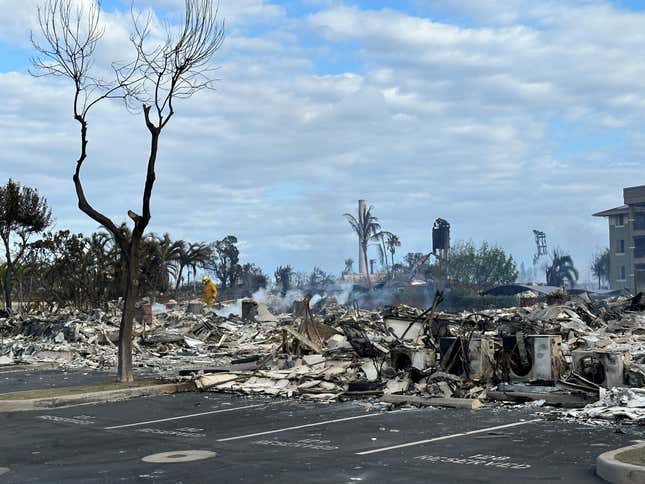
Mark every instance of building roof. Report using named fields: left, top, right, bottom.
left=593, top=205, right=629, bottom=217
left=481, top=283, right=620, bottom=297
left=624, top=185, right=645, bottom=205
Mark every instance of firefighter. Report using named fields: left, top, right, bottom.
left=201, top=275, right=218, bottom=306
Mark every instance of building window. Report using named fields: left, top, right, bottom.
left=635, top=236, right=645, bottom=259
left=635, top=213, right=645, bottom=231
left=617, top=239, right=625, bottom=254
left=620, top=266, right=626, bottom=280
left=617, top=214, right=625, bottom=227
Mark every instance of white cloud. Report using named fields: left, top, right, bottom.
left=0, top=0, right=643, bottom=281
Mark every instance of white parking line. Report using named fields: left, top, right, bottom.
left=356, top=419, right=541, bottom=455
left=104, top=404, right=265, bottom=430
left=217, top=410, right=405, bottom=442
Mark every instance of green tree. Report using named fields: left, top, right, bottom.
left=0, top=179, right=52, bottom=313
left=440, top=241, right=518, bottom=291
left=591, top=248, right=610, bottom=289
left=545, top=249, right=579, bottom=288
left=404, top=252, right=428, bottom=269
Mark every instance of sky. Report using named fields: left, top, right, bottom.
left=0, top=0, right=644, bottom=282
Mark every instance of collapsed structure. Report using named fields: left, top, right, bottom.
left=1, top=290, right=645, bottom=423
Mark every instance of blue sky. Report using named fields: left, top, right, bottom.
left=1, top=0, right=644, bottom=283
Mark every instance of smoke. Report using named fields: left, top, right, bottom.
left=335, top=280, right=354, bottom=306
left=151, top=303, right=167, bottom=315
left=257, top=280, right=357, bottom=312
left=212, top=300, right=242, bottom=317
left=251, top=286, right=336, bottom=314
left=309, top=294, right=323, bottom=307
left=250, top=287, right=271, bottom=304
left=208, top=281, right=359, bottom=317
left=253, top=287, right=307, bottom=313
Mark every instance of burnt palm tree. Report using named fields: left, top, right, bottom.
left=150, top=233, right=182, bottom=293
left=174, top=241, right=190, bottom=292
left=344, top=201, right=381, bottom=285
left=174, top=241, right=211, bottom=293
left=546, top=249, right=579, bottom=288
left=386, top=234, right=401, bottom=267
left=371, top=230, right=393, bottom=272
left=187, top=242, right=211, bottom=293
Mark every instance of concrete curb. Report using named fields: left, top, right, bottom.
left=0, top=381, right=196, bottom=412
left=0, top=362, right=59, bottom=374
left=597, top=442, right=645, bottom=484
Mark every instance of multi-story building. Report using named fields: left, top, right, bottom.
left=593, top=184, right=645, bottom=293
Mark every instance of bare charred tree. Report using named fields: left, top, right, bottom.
left=31, top=0, right=224, bottom=382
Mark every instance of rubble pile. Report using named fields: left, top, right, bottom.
left=2, top=290, right=645, bottom=422
left=0, top=303, right=243, bottom=372
left=565, top=387, right=645, bottom=422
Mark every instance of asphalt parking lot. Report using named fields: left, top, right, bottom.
left=2, top=383, right=645, bottom=484
left=0, top=368, right=119, bottom=394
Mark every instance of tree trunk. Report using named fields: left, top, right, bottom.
left=381, top=238, right=389, bottom=272
left=361, top=243, right=371, bottom=288
left=3, top=262, right=12, bottom=314
left=358, top=200, right=366, bottom=275
left=175, top=264, right=185, bottom=293
left=117, top=240, right=140, bottom=383
left=360, top=243, right=368, bottom=277
left=161, top=262, right=168, bottom=293
left=2, top=238, right=12, bottom=314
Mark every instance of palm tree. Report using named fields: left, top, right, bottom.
left=174, top=241, right=191, bottom=292
left=373, top=244, right=387, bottom=272
left=344, top=201, right=381, bottom=284
left=174, top=241, right=212, bottom=293
left=187, top=243, right=211, bottom=293
left=370, top=230, right=393, bottom=272
left=386, top=234, right=401, bottom=267
left=150, top=233, right=182, bottom=294
left=546, top=249, right=579, bottom=288
left=343, top=258, right=354, bottom=274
